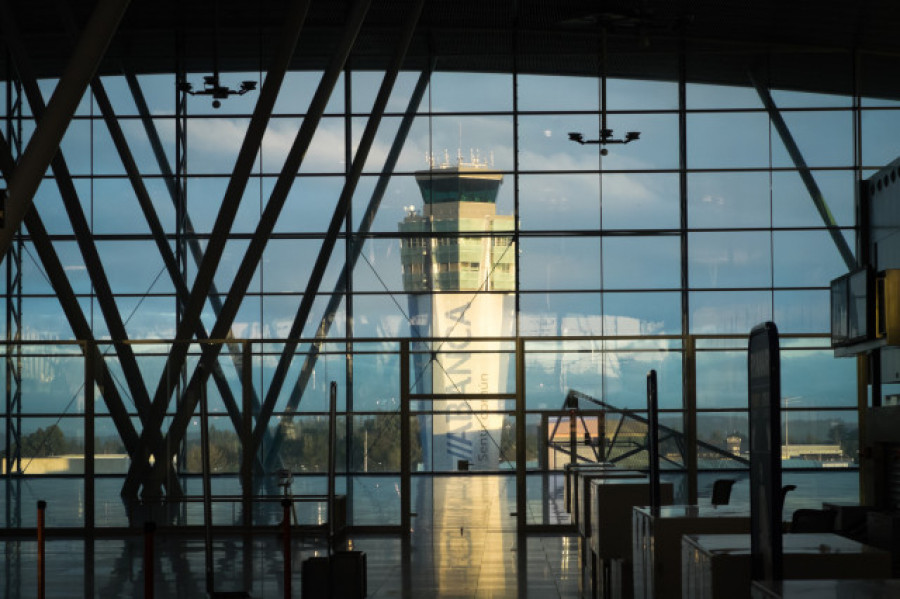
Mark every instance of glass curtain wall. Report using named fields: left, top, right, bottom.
left=0, top=40, right=886, bottom=530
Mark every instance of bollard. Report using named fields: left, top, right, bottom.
left=282, top=498, right=292, bottom=598
left=37, top=500, right=46, bottom=599
left=144, top=521, right=156, bottom=599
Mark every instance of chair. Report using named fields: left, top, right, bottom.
left=780, top=484, right=797, bottom=512
left=711, top=479, right=736, bottom=506
left=790, top=508, right=837, bottom=533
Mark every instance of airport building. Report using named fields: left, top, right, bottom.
left=1, top=1, right=900, bottom=596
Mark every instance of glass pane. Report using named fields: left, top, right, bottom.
left=773, top=230, right=851, bottom=288
left=696, top=350, right=747, bottom=409
left=602, top=173, right=679, bottom=230
left=774, top=290, right=830, bottom=335
left=350, top=475, right=400, bottom=525
left=18, top=417, right=85, bottom=473
left=417, top=115, right=514, bottom=172
left=519, top=173, right=600, bottom=231
left=351, top=415, right=401, bottom=472
left=430, top=72, right=512, bottom=112
left=602, top=236, right=680, bottom=290
left=690, top=291, right=772, bottom=335
left=772, top=111, right=854, bottom=168
left=780, top=348, right=857, bottom=408
left=772, top=169, right=856, bottom=228
left=861, top=108, right=900, bottom=168
left=781, top=471, right=859, bottom=513
left=607, top=77, right=678, bottom=111
left=517, top=74, right=598, bottom=111
left=689, top=232, right=772, bottom=289
left=687, top=112, right=770, bottom=169
left=599, top=113, right=679, bottom=171
left=688, top=171, right=771, bottom=229
left=781, top=409, right=857, bottom=468
left=696, top=410, right=748, bottom=463
left=686, top=82, right=762, bottom=110
left=603, top=292, right=682, bottom=336
left=518, top=114, right=599, bottom=172
left=519, top=236, right=601, bottom=290
left=519, top=292, right=604, bottom=337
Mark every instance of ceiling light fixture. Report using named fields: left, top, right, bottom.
left=568, top=26, right=641, bottom=155
left=176, top=0, right=257, bottom=108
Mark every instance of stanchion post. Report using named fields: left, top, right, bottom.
left=144, top=521, right=155, bottom=599
left=282, top=498, right=292, bottom=598
left=37, top=500, right=46, bottom=599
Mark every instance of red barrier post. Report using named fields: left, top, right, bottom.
left=37, top=500, right=46, bottom=599
left=282, top=498, right=292, bottom=598
left=144, top=521, right=156, bottom=598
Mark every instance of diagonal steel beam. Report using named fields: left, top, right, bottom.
left=749, top=69, right=856, bottom=270
left=120, top=69, right=282, bottom=475
left=0, top=0, right=130, bottom=262
left=255, top=0, right=423, bottom=465
left=0, top=131, right=142, bottom=463
left=90, top=77, right=272, bottom=481
left=122, top=0, right=317, bottom=500
left=131, top=0, right=373, bottom=499
left=144, top=0, right=312, bottom=412
left=260, top=55, right=433, bottom=469
left=2, top=6, right=156, bottom=424
left=3, top=8, right=155, bottom=422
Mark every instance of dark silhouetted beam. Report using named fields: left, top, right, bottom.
left=749, top=70, right=856, bottom=270
left=90, top=77, right=272, bottom=481
left=122, top=0, right=318, bottom=500
left=133, top=0, right=372, bottom=498
left=0, top=0, right=130, bottom=262
left=0, top=131, right=141, bottom=463
left=3, top=4, right=154, bottom=422
left=262, top=56, right=433, bottom=469
left=255, top=0, right=422, bottom=466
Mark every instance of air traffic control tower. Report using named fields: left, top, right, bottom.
left=399, top=155, right=516, bottom=472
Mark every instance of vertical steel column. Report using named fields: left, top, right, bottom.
left=400, top=341, right=411, bottom=540
left=515, top=339, right=528, bottom=598
left=3, top=57, right=22, bottom=482
left=515, top=339, right=526, bottom=534
left=683, top=335, right=698, bottom=504
left=679, top=36, right=698, bottom=505
left=241, top=341, right=253, bottom=528
left=0, top=0, right=131, bottom=261
left=84, top=345, right=95, bottom=531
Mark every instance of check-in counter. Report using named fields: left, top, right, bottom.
left=590, top=479, right=674, bottom=559
left=587, top=478, right=674, bottom=599
left=576, top=469, right=645, bottom=537
left=750, top=579, right=900, bottom=598
left=682, top=533, right=892, bottom=599
left=564, top=462, right=620, bottom=514
left=632, top=505, right=750, bottom=599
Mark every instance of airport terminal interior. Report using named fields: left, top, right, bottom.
left=2, top=1, right=900, bottom=597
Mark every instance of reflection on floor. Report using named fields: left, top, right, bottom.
left=1, top=476, right=581, bottom=597
left=0, top=533, right=581, bottom=598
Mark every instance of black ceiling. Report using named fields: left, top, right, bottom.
left=4, top=0, right=900, bottom=98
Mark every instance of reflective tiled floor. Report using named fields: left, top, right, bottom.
left=1, top=476, right=582, bottom=598
left=0, top=532, right=582, bottom=598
